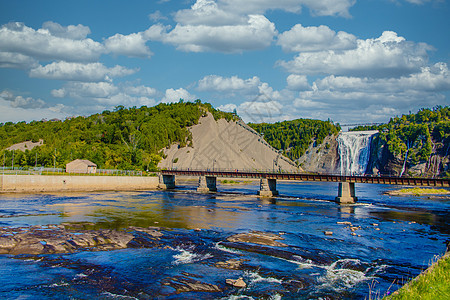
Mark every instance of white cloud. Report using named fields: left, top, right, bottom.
left=42, top=21, right=91, bottom=40
left=0, top=90, right=46, bottom=109
left=278, top=31, right=432, bottom=77
left=149, top=10, right=168, bottom=22
left=286, top=74, right=310, bottom=90
left=0, top=99, right=67, bottom=122
left=29, top=62, right=138, bottom=82
left=152, top=14, right=277, bottom=53
left=52, top=82, right=119, bottom=99
left=51, top=82, right=159, bottom=108
left=197, top=75, right=261, bottom=92
left=0, top=52, right=37, bottom=69
left=286, top=64, right=450, bottom=123
left=314, top=63, right=450, bottom=93
left=123, top=85, right=158, bottom=97
left=238, top=99, right=285, bottom=123
left=0, top=22, right=104, bottom=63
left=102, top=93, right=156, bottom=106
left=162, top=88, right=196, bottom=103
left=404, top=0, right=433, bottom=4
left=104, top=32, right=153, bottom=58
left=221, top=0, right=356, bottom=17
left=277, top=24, right=357, bottom=52
left=174, top=0, right=246, bottom=26
left=217, top=103, right=237, bottom=112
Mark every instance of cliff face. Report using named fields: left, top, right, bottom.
left=300, top=133, right=449, bottom=177
left=296, top=135, right=339, bottom=174
left=367, top=135, right=449, bottom=177
left=158, top=113, right=299, bottom=172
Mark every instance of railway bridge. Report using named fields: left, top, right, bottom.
left=159, top=169, right=450, bottom=204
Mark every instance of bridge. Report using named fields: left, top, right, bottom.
left=159, top=169, right=450, bottom=204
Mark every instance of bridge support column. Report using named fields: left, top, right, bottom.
left=336, top=182, right=357, bottom=204
left=258, top=178, right=279, bottom=197
left=197, top=176, right=217, bottom=193
left=159, top=174, right=175, bottom=189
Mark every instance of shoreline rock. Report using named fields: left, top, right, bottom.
left=0, top=225, right=163, bottom=255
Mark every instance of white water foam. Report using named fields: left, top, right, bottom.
left=318, top=258, right=371, bottom=291
left=337, top=130, right=378, bottom=175
left=245, top=270, right=283, bottom=285
left=214, top=242, right=243, bottom=254
left=172, top=246, right=213, bottom=265
left=101, top=291, right=139, bottom=299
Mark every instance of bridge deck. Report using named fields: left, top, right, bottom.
left=161, top=170, right=450, bottom=187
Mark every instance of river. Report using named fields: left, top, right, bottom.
left=1, top=180, right=449, bottom=299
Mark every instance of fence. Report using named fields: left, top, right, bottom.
left=0, top=167, right=144, bottom=176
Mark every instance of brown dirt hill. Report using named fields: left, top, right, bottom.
left=6, top=139, right=44, bottom=152
left=158, top=113, right=300, bottom=172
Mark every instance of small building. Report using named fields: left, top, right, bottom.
left=66, top=159, right=97, bottom=174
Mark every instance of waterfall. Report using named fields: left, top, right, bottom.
left=337, top=131, right=378, bottom=175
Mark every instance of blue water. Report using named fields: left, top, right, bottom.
left=0, top=180, right=449, bottom=299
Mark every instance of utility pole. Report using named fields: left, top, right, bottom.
left=11, top=150, right=14, bottom=170
left=54, top=148, right=56, bottom=170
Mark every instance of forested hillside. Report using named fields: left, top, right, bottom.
left=352, top=106, right=450, bottom=176
left=0, top=101, right=236, bottom=171
left=248, top=119, right=341, bottom=160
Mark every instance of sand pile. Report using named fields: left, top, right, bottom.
left=158, top=113, right=299, bottom=172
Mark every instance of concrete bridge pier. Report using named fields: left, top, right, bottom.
left=336, top=182, right=357, bottom=204
left=258, top=178, right=279, bottom=197
left=158, top=174, right=176, bottom=189
left=197, top=176, right=217, bottom=193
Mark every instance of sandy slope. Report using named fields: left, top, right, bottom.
left=158, top=113, right=299, bottom=172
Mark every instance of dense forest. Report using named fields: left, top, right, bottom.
left=351, top=106, right=450, bottom=176
left=248, top=119, right=341, bottom=160
left=0, top=100, right=236, bottom=171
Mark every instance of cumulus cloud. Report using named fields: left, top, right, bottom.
left=104, top=32, right=153, bottom=58
left=0, top=22, right=104, bottom=63
left=278, top=31, right=432, bottom=77
left=42, top=21, right=91, bottom=40
left=0, top=52, right=38, bottom=69
left=149, top=10, right=168, bottom=22
left=155, top=14, right=277, bottom=53
left=161, top=88, right=196, bottom=103
left=0, top=90, right=46, bottom=109
left=174, top=0, right=246, bottom=26
left=286, top=63, right=450, bottom=123
left=197, top=75, right=261, bottom=92
left=286, top=74, right=310, bottom=90
left=277, top=24, right=357, bottom=52
left=123, top=85, right=158, bottom=97
left=51, top=82, right=159, bottom=108
left=220, top=0, right=356, bottom=17
left=238, top=99, right=285, bottom=123
left=314, top=62, right=450, bottom=93
left=217, top=103, right=237, bottom=112
left=52, top=82, right=119, bottom=99
left=29, top=62, right=138, bottom=82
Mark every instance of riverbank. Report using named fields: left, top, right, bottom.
left=385, top=187, right=450, bottom=196
left=384, top=251, right=450, bottom=299
left=0, top=174, right=159, bottom=193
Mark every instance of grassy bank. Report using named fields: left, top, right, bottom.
left=383, top=252, right=450, bottom=299
left=386, top=187, right=450, bottom=196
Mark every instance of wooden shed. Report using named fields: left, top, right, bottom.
left=66, top=159, right=97, bottom=174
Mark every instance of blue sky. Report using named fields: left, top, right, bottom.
left=0, top=0, right=449, bottom=124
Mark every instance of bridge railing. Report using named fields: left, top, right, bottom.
left=161, top=168, right=450, bottom=179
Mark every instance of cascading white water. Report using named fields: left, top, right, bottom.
left=337, top=131, right=378, bottom=175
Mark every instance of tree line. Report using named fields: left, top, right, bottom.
left=0, top=100, right=236, bottom=171
left=248, top=119, right=341, bottom=160
left=351, top=106, right=450, bottom=176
